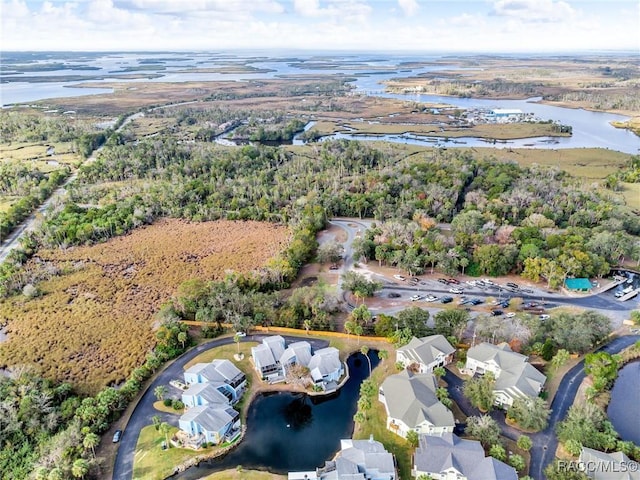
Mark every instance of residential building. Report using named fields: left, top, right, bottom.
left=251, top=335, right=286, bottom=381
left=178, top=404, right=240, bottom=446
left=308, top=347, right=343, bottom=385
left=289, top=435, right=396, bottom=480
left=379, top=370, right=454, bottom=438
left=181, top=382, right=232, bottom=408
left=413, top=433, right=518, bottom=480
left=465, top=342, right=546, bottom=407
left=183, top=359, right=246, bottom=403
left=396, top=335, right=455, bottom=373
left=252, top=336, right=345, bottom=389
left=579, top=447, right=640, bottom=480
left=280, top=341, right=313, bottom=372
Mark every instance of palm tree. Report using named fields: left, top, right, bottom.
left=83, top=432, right=100, bottom=458
left=303, top=319, right=311, bottom=335
left=152, top=415, right=161, bottom=431
left=47, top=468, right=64, bottom=480
left=378, top=350, right=389, bottom=362
left=233, top=333, right=241, bottom=354
left=433, top=366, right=446, bottom=379
left=177, top=331, right=187, bottom=350
left=71, top=459, right=89, bottom=479
left=154, top=385, right=167, bottom=402
left=159, top=422, right=171, bottom=449
left=360, top=346, right=371, bottom=376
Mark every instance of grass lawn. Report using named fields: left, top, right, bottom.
left=200, top=470, right=286, bottom=480
left=132, top=425, right=196, bottom=480
left=620, top=182, right=640, bottom=210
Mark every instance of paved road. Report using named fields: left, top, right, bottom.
left=0, top=111, right=144, bottom=264
left=445, top=334, right=640, bottom=480
left=113, top=334, right=329, bottom=480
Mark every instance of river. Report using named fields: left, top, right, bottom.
left=2, top=52, right=639, bottom=153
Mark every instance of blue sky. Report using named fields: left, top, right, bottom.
left=1, top=0, right=639, bottom=52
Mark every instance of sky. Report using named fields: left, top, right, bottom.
left=1, top=0, right=639, bottom=52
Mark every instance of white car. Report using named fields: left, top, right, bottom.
left=235, top=331, right=247, bottom=337
left=449, top=287, right=464, bottom=294
left=505, top=312, right=516, bottom=318
left=393, top=274, right=406, bottom=281
left=410, top=294, right=422, bottom=301
left=425, top=295, right=438, bottom=302
left=539, top=314, right=550, bottom=320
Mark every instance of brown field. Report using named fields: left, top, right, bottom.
left=0, top=219, right=289, bottom=395
left=0, top=141, right=82, bottom=167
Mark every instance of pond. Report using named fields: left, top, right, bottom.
left=175, top=350, right=380, bottom=478
left=607, top=360, right=640, bottom=444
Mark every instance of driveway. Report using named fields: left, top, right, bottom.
left=113, top=334, right=328, bottom=480
left=445, top=334, right=640, bottom=480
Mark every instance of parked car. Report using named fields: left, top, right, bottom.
left=491, top=310, right=504, bottom=316
left=449, top=287, right=464, bottom=294
left=411, top=277, right=421, bottom=283
left=410, top=294, right=422, bottom=302
left=440, top=296, right=454, bottom=303
left=393, top=274, right=406, bottom=281
left=388, top=292, right=401, bottom=298
left=447, top=278, right=460, bottom=284
left=539, top=314, right=550, bottom=320
left=470, top=298, right=483, bottom=305
left=506, top=282, right=519, bottom=289
left=235, top=331, right=247, bottom=337
left=521, top=288, right=534, bottom=293
left=437, top=278, right=450, bottom=284
left=499, top=300, right=510, bottom=308
left=113, top=430, right=123, bottom=443
left=505, top=312, right=516, bottom=318
left=425, top=295, right=438, bottom=302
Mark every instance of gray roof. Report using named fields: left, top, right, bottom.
left=180, top=405, right=238, bottom=433
left=263, top=335, right=286, bottom=359
left=251, top=343, right=277, bottom=369
left=380, top=370, right=454, bottom=429
left=580, top=448, right=640, bottom=480
left=308, top=347, right=342, bottom=376
left=337, top=438, right=396, bottom=480
left=397, top=335, right=455, bottom=366
left=414, top=433, right=517, bottom=480
left=495, top=361, right=547, bottom=399
left=210, top=359, right=243, bottom=382
left=468, top=342, right=525, bottom=367
left=182, top=382, right=230, bottom=406
left=280, top=341, right=312, bottom=367
left=185, top=359, right=245, bottom=385
left=468, top=342, right=546, bottom=399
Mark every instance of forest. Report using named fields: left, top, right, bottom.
left=0, top=102, right=639, bottom=479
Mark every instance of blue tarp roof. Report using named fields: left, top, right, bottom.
left=565, top=278, right=592, bottom=290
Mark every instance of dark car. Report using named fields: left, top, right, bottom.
left=499, top=301, right=510, bottom=308
left=437, top=278, right=450, bottom=284
left=440, top=296, right=454, bottom=303
left=113, top=430, right=122, bottom=443
left=447, top=278, right=460, bottom=284
left=491, top=309, right=504, bottom=316
left=470, top=298, right=483, bottom=305
left=388, top=292, right=401, bottom=298
left=506, top=282, right=519, bottom=289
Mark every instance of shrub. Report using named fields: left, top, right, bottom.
left=172, top=400, right=184, bottom=410
left=163, top=398, right=173, bottom=407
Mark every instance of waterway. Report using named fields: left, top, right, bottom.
left=607, top=360, right=640, bottom=445
left=2, top=52, right=640, bottom=153
left=175, top=350, right=380, bottom=478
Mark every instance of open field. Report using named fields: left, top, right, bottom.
left=620, top=182, right=640, bottom=210
left=0, top=219, right=289, bottom=395
left=0, top=141, right=82, bottom=167
left=132, top=425, right=193, bottom=480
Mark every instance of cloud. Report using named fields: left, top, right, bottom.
left=119, top=0, right=284, bottom=15
left=490, top=0, right=576, bottom=23
left=397, top=0, right=419, bottom=16
left=293, top=0, right=371, bottom=22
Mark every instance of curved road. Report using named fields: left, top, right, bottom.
left=0, top=111, right=144, bottom=264
left=113, top=334, right=329, bottom=480
left=445, top=334, right=639, bottom=480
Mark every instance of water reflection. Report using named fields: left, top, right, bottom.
left=175, top=350, right=379, bottom=478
